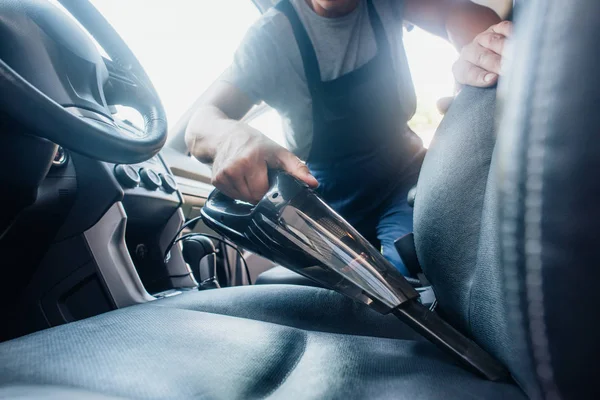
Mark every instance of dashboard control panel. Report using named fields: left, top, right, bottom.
left=108, top=154, right=182, bottom=224
left=112, top=155, right=179, bottom=196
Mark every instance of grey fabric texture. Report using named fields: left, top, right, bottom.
left=496, top=0, right=600, bottom=398
left=152, top=285, right=422, bottom=340
left=255, top=266, right=324, bottom=288
left=414, top=86, right=499, bottom=335
left=0, top=386, right=128, bottom=399
left=470, top=146, right=541, bottom=399
left=0, top=286, right=525, bottom=400
left=412, top=85, right=542, bottom=396
left=412, top=84, right=542, bottom=398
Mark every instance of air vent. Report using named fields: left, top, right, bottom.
left=58, top=189, right=70, bottom=200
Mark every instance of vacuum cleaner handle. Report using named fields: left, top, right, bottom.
left=200, top=170, right=308, bottom=254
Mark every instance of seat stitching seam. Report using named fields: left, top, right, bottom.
left=523, top=0, right=560, bottom=397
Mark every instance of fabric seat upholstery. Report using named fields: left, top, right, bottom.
left=255, top=266, right=324, bottom=288
left=150, top=284, right=422, bottom=340
left=0, top=286, right=525, bottom=400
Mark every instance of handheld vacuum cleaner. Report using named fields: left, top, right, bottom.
left=201, top=171, right=508, bottom=381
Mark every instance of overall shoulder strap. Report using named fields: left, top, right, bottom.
left=275, top=0, right=322, bottom=94
left=366, top=0, right=391, bottom=57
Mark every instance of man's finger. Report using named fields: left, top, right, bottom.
left=272, top=150, right=318, bottom=188
left=244, top=162, right=270, bottom=203
left=476, top=30, right=507, bottom=56
left=436, top=96, right=454, bottom=115
left=490, top=20, right=513, bottom=38
left=212, top=172, right=244, bottom=202
left=228, top=171, right=255, bottom=202
left=462, top=43, right=502, bottom=75
left=453, top=59, right=498, bottom=87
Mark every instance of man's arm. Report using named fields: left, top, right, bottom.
left=404, top=0, right=501, bottom=50
left=185, top=18, right=318, bottom=204
left=405, top=0, right=513, bottom=87
left=185, top=81, right=317, bottom=203
left=185, top=81, right=255, bottom=164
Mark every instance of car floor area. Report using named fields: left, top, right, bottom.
left=0, top=285, right=525, bottom=400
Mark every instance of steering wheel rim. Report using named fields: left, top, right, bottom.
left=0, top=0, right=168, bottom=164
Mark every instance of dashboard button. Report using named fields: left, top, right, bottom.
left=139, top=168, right=162, bottom=190
left=114, top=164, right=140, bottom=188
left=160, top=173, right=178, bottom=193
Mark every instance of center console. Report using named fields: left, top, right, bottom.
left=2, top=147, right=198, bottom=340
left=111, top=155, right=197, bottom=294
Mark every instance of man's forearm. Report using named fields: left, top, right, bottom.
left=445, top=2, right=502, bottom=49
left=405, top=0, right=502, bottom=51
left=185, top=106, right=240, bottom=164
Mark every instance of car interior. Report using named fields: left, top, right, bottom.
left=0, top=0, right=598, bottom=398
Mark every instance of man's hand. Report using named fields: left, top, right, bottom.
left=184, top=81, right=318, bottom=204
left=453, top=21, right=513, bottom=87
left=192, top=122, right=318, bottom=204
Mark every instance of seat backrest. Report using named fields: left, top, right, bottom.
left=414, top=85, right=539, bottom=389
left=414, top=0, right=600, bottom=398
left=414, top=86, right=497, bottom=333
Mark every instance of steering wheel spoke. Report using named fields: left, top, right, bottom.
left=103, top=58, right=146, bottom=109
left=105, top=59, right=137, bottom=87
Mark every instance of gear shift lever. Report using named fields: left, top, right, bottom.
left=201, top=171, right=508, bottom=381
left=181, top=236, right=220, bottom=290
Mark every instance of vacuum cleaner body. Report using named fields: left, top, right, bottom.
left=201, top=172, right=418, bottom=314
left=201, top=171, right=509, bottom=381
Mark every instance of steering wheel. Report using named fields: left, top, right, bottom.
left=0, top=0, right=167, bottom=164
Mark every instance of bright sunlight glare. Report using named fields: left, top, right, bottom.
left=89, top=0, right=457, bottom=148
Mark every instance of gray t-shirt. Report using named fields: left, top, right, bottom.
left=222, top=0, right=416, bottom=160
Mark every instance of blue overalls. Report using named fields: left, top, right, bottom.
left=275, top=0, right=425, bottom=275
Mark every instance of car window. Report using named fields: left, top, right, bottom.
left=404, top=26, right=457, bottom=148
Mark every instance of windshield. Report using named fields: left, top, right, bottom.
left=89, top=1, right=457, bottom=148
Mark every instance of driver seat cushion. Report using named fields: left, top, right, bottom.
left=255, top=266, right=323, bottom=288
left=0, top=286, right=525, bottom=400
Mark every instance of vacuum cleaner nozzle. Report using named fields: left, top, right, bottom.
left=201, top=171, right=509, bottom=381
